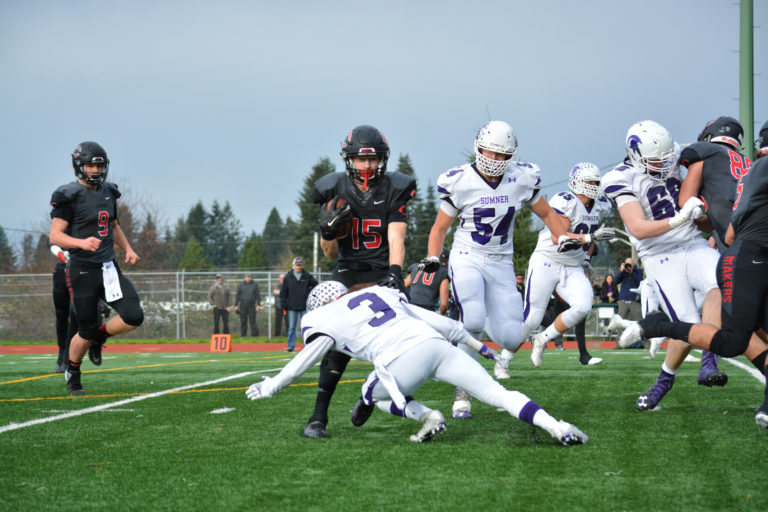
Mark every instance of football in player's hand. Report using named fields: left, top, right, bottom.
left=324, top=197, right=352, bottom=239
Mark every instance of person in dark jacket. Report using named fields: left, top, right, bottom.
left=614, top=258, right=643, bottom=320
left=272, top=273, right=287, bottom=336
left=600, top=274, right=617, bottom=303
left=279, top=257, right=318, bottom=352
left=235, top=272, right=261, bottom=337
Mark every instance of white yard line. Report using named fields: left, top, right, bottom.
left=0, top=368, right=280, bottom=434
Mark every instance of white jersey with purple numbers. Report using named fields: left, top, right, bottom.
left=300, top=286, right=467, bottom=367
left=437, top=162, right=542, bottom=255
left=534, top=192, right=613, bottom=266
left=601, top=162, right=700, bottom=259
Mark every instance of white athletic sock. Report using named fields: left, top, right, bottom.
left=500, top=349, right=514, bottom=362
left=375, top=399, right=431, bottom=420
left=661, top=362, right=678, bottom=375
left=542, top=324, right=560, bottom=342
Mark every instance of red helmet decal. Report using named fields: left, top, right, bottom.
left=380, top=132, right=387, bottom=144
left=360, top=148, right=375, bottom=154
left=347, top=132, right=353, bottom=142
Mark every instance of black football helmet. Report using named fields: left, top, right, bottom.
left=697, top=116, right=743, bottom=150
left=756, top=120, right=768, bottom=157
left=72, top=141, right=109, bottom=186
left=340, top=125, right=390, bottom=190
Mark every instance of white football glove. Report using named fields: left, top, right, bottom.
left=591, top=224, right=616, bottom=241
left=557, top=235, right=582, bottom=253
left=668, top=197, right=705, bottom=229
left=245, top=376, right=274, bottom=401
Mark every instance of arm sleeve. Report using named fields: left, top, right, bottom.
left=403, top=303, right=469, bottom=344
left=260, top=337, right=334, bottom=397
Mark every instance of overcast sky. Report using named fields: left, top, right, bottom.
left=1, top=0, right=765, bottom=250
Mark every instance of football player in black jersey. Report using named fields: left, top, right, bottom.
left=404, top=247, right=450, bottom=314
left=623, top=155, right=768, bottom=427
left=49, top=141, right=144, bottom=395
left=301, top=125, right=417, bottom=438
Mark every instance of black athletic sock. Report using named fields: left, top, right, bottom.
left=574, top=320, right=589, bottom=362
left=751, top=350, right=768, bottom=372
left=307, top=352, right=350, bottom=425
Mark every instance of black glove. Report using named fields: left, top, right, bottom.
left=378, top=265, right=407, bottom=295
left=319, top=196, right=352, bottom=241
left=417, top=256, right=441, bottom=273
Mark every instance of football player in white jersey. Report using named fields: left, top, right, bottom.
left=419, top=120, right=580, bottom=418
left=601, top=120, right=722, bottom=410
left=512, top=163, right=616, bottom=370
left=245, top=281, right=588, bottom=446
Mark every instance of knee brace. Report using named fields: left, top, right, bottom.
left=709, top=329, right=751, bottom=358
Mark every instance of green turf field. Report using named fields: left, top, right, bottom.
left=1, top=348, right=767, bottom=511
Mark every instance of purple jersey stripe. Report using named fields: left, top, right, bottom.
left=654, top=280, right=680, bottom=322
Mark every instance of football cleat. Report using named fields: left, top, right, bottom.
left=551, top=420, right=589, bottom=446
left=410, top=410, right=447, bottom=443
left=350, top=397, right=375, bottom=427
left=649, top=337, right=665, bottom=359
left=698, top=351, right=728, bottom=387
left=530, top=332, right=547, bottom=367
left=636, top=372, right=675, bottom=410
left=451, top=387, right=472, bottom=419
left=755, top=406, right=768, bottom=429
left=494, top=357, right=511, bottom=379
left=302, top=421, right=328, bottom=438
left=580, top=357, right=602, bottom=366
left=65, top=369, right=84, bottom=395
left=88, top=342, right=103, bottom=366
left=607, top=314, right=626, bottom=333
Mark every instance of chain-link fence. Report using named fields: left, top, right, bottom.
left=0, top=270, right=331, bottom=341
left=0, top=269, right=619, bottom=342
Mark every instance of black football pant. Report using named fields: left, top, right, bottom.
left=709, top=240, right=768, bottom=358
left=66, top=259, right=144, bottom=341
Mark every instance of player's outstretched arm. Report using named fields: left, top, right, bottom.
left=246, top=336, right=334, bottom=400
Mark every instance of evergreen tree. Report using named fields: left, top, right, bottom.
left=408, top=183, right=438, bottom=264
left=512, top=207, right=537, bottom=275
left=178, top=237, right=213, bottom=270
left=239, top=232, right=268, bottom=269
left=185, top=201, right=210, bottom=255
left=294, top=157, right=336, bottom=270
left=33, top=234, right=52, bottom=272
left=207, top=200, right=242, bottom=268
left=262, top=207, right=287, bottom=268
left=133, top=213, right=166, bottom=270
left=0, top=227, right=16, bottom=273
left=19, top=234, right=34, bottom=271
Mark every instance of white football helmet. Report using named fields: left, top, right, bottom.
left=568, top=162, right=602, bottom=199
left=625, top=121, right=677, bottom=182
left=306, top=281, right=348, bottom=312
left=474, top=121, right=518, bottom=177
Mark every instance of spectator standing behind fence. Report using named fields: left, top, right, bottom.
left=272, top=273, right=287, bottom=337
left=614, top=258, right=642, bottom=320
left=208, top=274, right=232, bottom=334
left=279, top=258, right=318, bottom=352
left=600, top=274, right=617, bottom=303
left=235, top=272, right=261, bottom=337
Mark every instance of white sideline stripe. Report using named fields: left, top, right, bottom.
left=0, top=368, right=280, bottom=434
left=720, top=355, right=766, bottom=384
